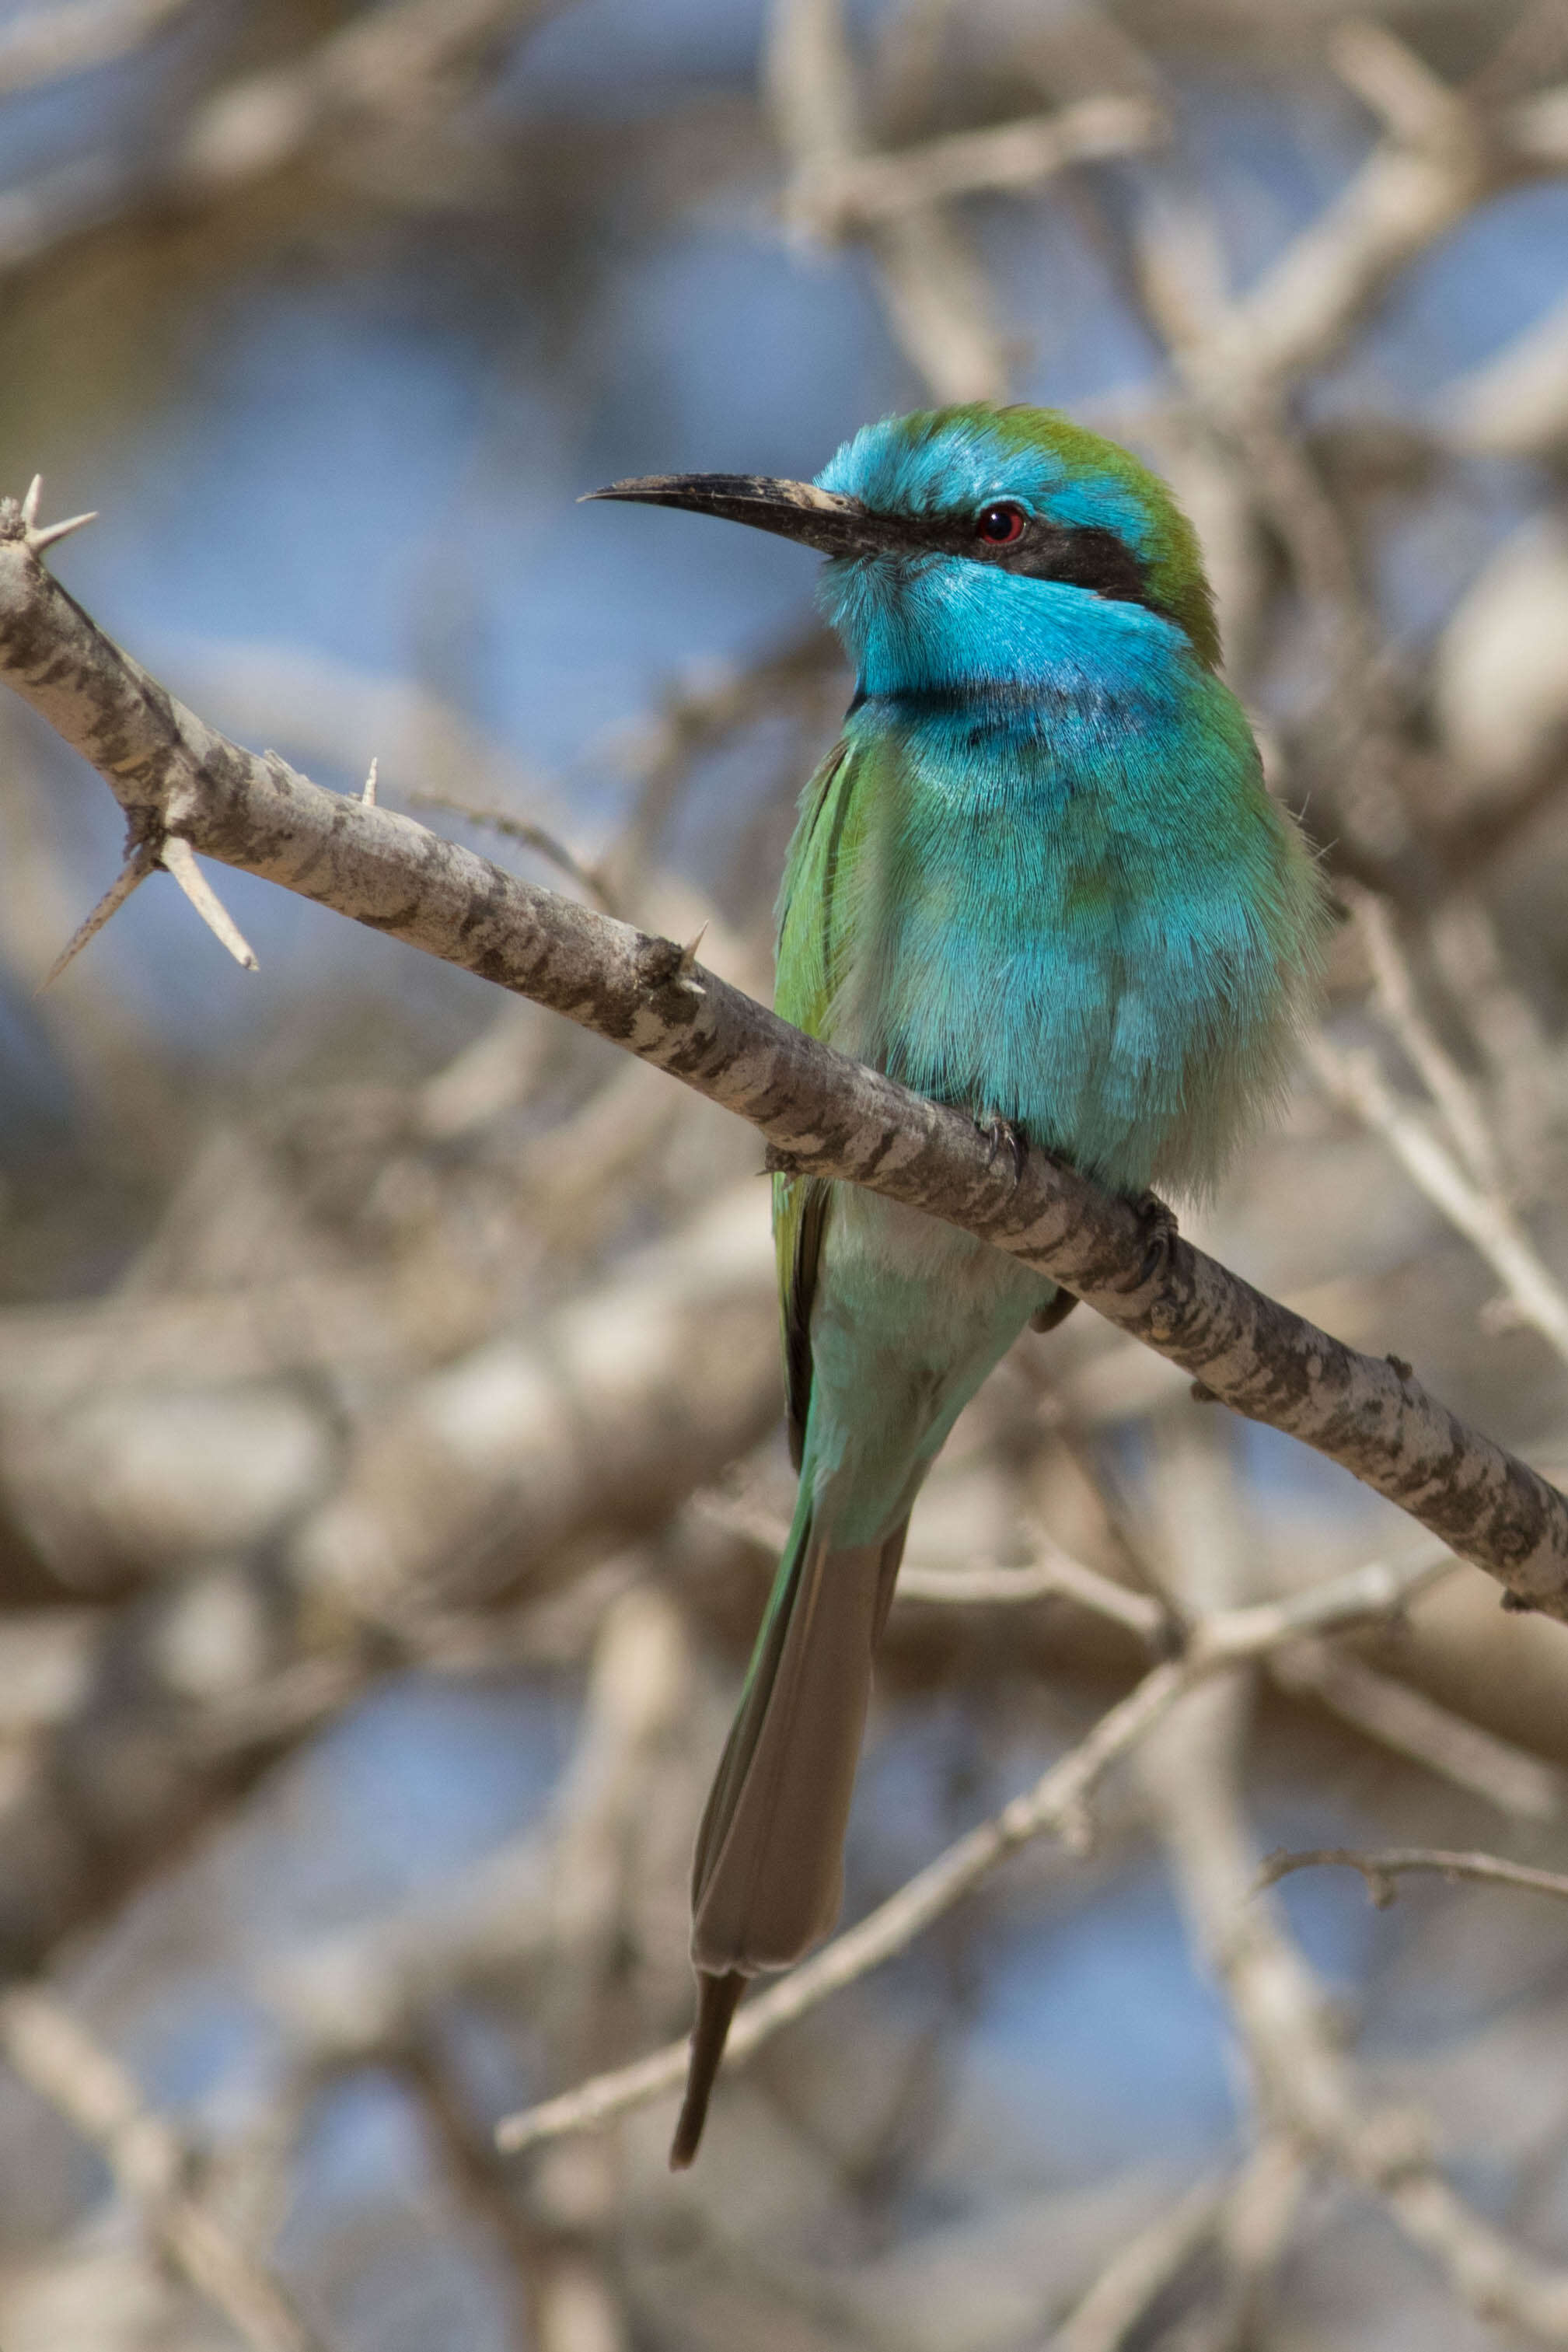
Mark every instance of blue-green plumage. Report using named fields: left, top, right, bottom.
left=589, top=403, right=1330, bottom=2165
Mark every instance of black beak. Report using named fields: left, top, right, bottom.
left=583, top=473, right=891, bottom=559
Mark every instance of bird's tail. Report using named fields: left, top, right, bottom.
left=669, top=1487, right=907, bottom=2167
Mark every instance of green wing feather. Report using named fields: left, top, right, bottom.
left=771, top=734, right=874, bottom=1465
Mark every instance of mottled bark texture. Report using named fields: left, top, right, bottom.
left=2, top=505, right=1566, bottom=1615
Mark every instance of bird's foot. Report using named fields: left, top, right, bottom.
left=978, top=1110, right=1028, bottom=1180
left=1130, top=1190, right=1179, bottom=1284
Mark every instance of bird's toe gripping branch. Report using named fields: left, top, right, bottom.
left=977, top=1110, right=1028, bottom=1179
left=1132, top=1190, right=1181, bottom=1287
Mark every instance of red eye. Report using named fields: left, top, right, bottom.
left=976, top=502, right=1027, bottom=544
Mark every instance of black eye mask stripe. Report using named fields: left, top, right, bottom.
left=906, top=512, right=1172, bottom=626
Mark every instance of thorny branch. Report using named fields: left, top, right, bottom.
left=1136, top=1424, right=1568, bottom=2345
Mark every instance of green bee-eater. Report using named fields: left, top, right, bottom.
left=592, top=403, right=1329, bottom=2165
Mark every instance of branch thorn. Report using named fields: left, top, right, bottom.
left=19, top=476, right=98, bottom=553
left=677, top=921, right=708, bottom=976
left=159, top=837, right=259, bottom=972
left=361, top=755, right=379, bottom=807
left=37, top=841, right=157, bottom=991
left=30, top=509, right=98, bottom=554
left=674, top=922, right=709, bottom=994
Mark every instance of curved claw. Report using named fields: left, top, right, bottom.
left=978, top=1111, right=1028, bottom=1180
left=1132, top=1190, right=1179, bottom=1284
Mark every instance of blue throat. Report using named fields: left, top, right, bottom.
left=822, top=543, right=1195, bottom=710
left=811, top=554, right=1297, bottom=1206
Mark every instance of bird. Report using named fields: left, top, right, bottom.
left=588, top=402, right=1330, bottom=2167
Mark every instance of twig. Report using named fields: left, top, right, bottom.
left=690, top=1486, right=1167, bottom=1632
left=1426, top=893, right=1565, bottom=1172
left=0, top=0, right=573, bottom=281
left=1330, top=19, right=1476, bottom=157
left=1190, top=28, right=1556, bottom=393
left=0, top=1987, right=329, bottom=2352
left=407, top=787, right=617, bottom=916
left=1052, top=2134, right=1308, bottom=2352
left=767, top=0, right=1009, bottom=400
left=1448, top=282, right=1568, bottom=456
left=1269, top=1640, right=1563, bottom=1821
left=1113, top=180, right=1415, bottom=865
left=685, top=1487, right=791, bottom=1554
left=794, top=93, right=1159, bottom=233
left=1307, top=1028, right=1568, bottom=1367
left=1051, top=2165, right=1230, bottom=2352
left=0, top=0, right=193, bottom=96
left=1203, top=2132, right=1314, bottom=2352
left=1142, top=1490, right=1568, bottom=2341
left=2, top=505, right=1566, bottom=1613
left=1257, top=1845, right=1568, bottom=1907
left=1348, top=888, right=1503, bottom=1195
left=894, top=1545, right=1163, bottom=1630
left=595, top=621, right=837, bottom=917
left=494, top=1543, right=1448, bottom=2151
left=1113, top=25, right=1568, bottom=880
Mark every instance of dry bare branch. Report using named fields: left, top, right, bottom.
left=1051, top=2166, right=1232, bottom=2352
left=1448, top=285, right=1568, bottom=454
left=1053, top=2134, right=1309, bottom=2352
left=1257, top=1844, right=1568, bottom=1906
left=1307, top=1029, right=1568, bottom=1367
left=1193, top=33, right=1565, bottom=394
left=767, top=0, right=1009, bottom=400
left=0, top=0, right=571, bottom=279
left=294, top=1181, right=779, bottom=1619
left=1349, top=888, right=1503, bottom=1195
left=4, top=16, right=1566, bottom=2336
left=894, top=1539, right=1165, bottom=1630
left=0, top=1987, right=328, bottom=2352
left=494, top=1542, right=1448, bottom=2153
left=0, top=0, right=193, bottom=97
left=691, top=1485, right=1169, bottom=1632
left=1269, top=1639, right=1565, bottom=1820
left=1144, top=1459, right=1568, bottom=2343
left=791, top=93, right=1159, bottom=234
left=408, top=786, right=619, bottom=916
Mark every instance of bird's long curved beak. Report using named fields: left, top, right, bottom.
left=583, top=473, right=884, bottom=558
